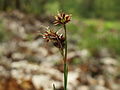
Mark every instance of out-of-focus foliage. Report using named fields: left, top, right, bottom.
left=0, top=20, right=7, bottom=42
left=0, top=0, right=120, bottom=19
left=67, top=19, right=120, bottom=58
left=0, top=20, right=4, bottom=42
left=0, top=19, right=12, bottom=42
left=0, top=0, right=119, bottom=58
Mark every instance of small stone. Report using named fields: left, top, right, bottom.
left=97, top=75, right=105, bottom=86
left=68, top=71, right=79, bottom=86
left=32, top=75, right=52, bottom=89
left=90, top=85, right=109, bottom=90
left=12, top=52, right=25, bottom=60
left=77, top=85, right=89, bottom=90
left=100, top=57, right=117, bottom=66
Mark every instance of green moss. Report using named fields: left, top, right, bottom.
left=0, top=19, right=12, bottom=42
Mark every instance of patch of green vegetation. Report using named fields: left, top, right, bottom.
left=67, top=23, right=78, bottom=34
left=45, top=1, right=60, bottom=15
left=68, top=19, right=120, bottom=57
left=72, top=58, right=81, bottom=65
left=0, top=20, right=6, bottom=42
left=0, top=19, right=12, bottom=42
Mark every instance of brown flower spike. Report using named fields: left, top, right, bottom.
left=43, top=29, right=65, bottom=49
left=54, top=12, right=71, bottom=25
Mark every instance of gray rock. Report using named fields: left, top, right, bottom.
left=90, top=85, right=109, bottom=90
left=77, top=85, right=89, bottom=90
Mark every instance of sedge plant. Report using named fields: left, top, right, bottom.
left=42, top=12, right=71, bottom=90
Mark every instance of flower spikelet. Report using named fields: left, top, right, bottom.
left=43, top=29, right=65, bottom=49
left=54, top=12, right=71, bottom=25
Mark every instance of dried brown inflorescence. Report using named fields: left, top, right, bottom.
left=43, top=29, right=65, bottom=49
left=54, top=12, right=71, bottom=25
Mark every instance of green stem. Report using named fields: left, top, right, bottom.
left=63, top=24, right=68, bottom=90
left=64, top=63, right=68, bottom=90
left=53, top=84, right=56, bottom=90
left=63, top=24, right=67, bottom=63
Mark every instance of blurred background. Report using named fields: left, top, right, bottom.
left=0, top=0, right=120, bottom=90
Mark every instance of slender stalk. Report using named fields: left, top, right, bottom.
left=63, top=24, right=67, bottom=63
left=63, top=24, right=68, bottom=90
left=53, top=84, right=56, bottom=90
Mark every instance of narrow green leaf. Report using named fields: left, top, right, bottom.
left=53, top=84, right=56, bottom=90
left=64, top=63, right=68, bottom=90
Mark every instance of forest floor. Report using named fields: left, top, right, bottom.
left=0, top=11, right=120, bottom=90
